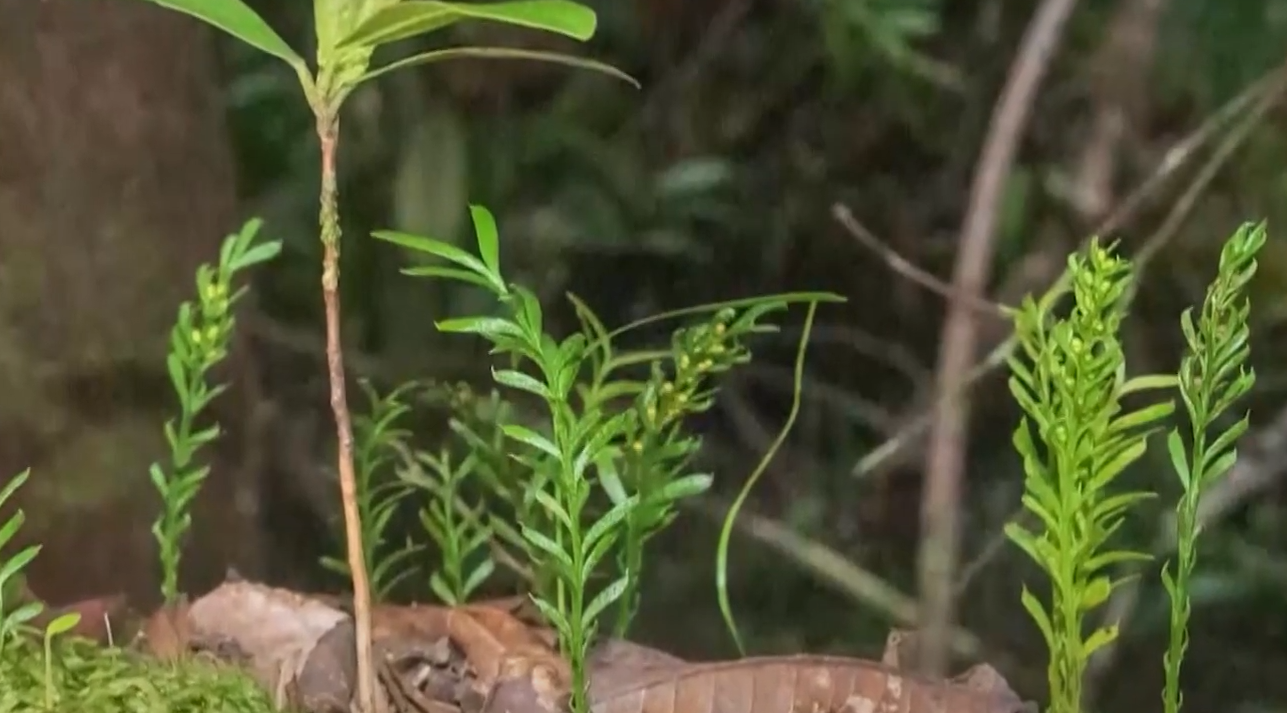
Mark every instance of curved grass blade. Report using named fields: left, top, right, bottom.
left=716, top=301, right=819, bottom=655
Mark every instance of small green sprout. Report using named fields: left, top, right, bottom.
left=1161, top=222, right=1264, bottom=713
left=150, top=219, right=281, bottom=605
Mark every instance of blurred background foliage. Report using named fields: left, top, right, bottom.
left=205, top=0, right=1287, bottom=710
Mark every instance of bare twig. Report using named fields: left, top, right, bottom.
left=832, top=204, right=1009, bottom=318
left=739, top=364, right=899, bottom=436
left=692, top=499, right=988, bottom=660
left=760, top=322, right=933, bottom=386
left=849, top=58, right=1287, bottom=484
left=1063, top=0, right=1170, bottom=222
left=915, top=0, right=1080, bottom=677
left=1132, top=71, right=1287, bottom=273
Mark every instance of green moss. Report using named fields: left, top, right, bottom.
left=0, top=636, right=279, bottom=713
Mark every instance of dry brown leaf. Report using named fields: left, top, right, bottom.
left=589, top=655, right=1034, bottom=713
left=373, top=602, right=566, bottom=687
left=185, top=579, right=353, bottom=710
left=372, top=601, right=570, bottom=713
left=588, top=639, right=687, bottom=696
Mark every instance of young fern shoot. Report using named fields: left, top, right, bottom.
left=1161, top=222, right=1264, bottom=713
left=1005, top=240, right=1174, bottom=713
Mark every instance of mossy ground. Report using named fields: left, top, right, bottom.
left=0, top=635, right=278, bottom=713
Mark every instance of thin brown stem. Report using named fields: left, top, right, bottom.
left=318, top=113, right=376, bottom=713
left=916, top=0, right=1079, bottom=677
left=831, top=204, right=1009, bottom=318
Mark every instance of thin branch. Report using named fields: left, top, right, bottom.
left=848, top=57, right=1287, bottom=484
left=832, top=204, right=1009, bottom=318
left=915, top=0, right=1080, bottom=677
left=691, top=498, right=989, bottom=661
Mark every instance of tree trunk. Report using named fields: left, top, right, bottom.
left=0, top=0, right=261, bottom=608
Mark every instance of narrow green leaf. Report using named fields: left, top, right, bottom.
left=528, top=595, right=571, bottom=636
left=1093, top=439, right=1148, bottom=486
left=372, top=229, right=501, bottom=289
left=1082, top=624, right=1119, bottom=657
left=430, top=573, right=457, bottom=605
left=521, top=526, right=574, bottom=574
left=140, top=0, right=306, bottom=71
left=567, top=291, right=610, bottom=352
left=582, top=530, right=619, bottom=581
left=0, top=510, right=25, bottom=549
left=1201, top=417, right=1250, bottom=474
left=435, top=316, right=523, bottom=340
left=463, top=558, right=496, bottom=596
left=44, top=612, right=82, bottom=638
left=532, top=490, right=575, bottom=532
left=1200, top=448, right=1239, bottom=484
left=584, top=495, right=638, bottom=549
left=1004, top=523, right=1046, bottom=569
left=469, top=205, right=502, bottom=279
left=359, top=47, right=639, bottom=88
left=1083, top=549, right=1152, bottom=574
left=1166, top=430, right=1192, bottom=490
left=1090, top=492, right=1157, bottom=524
left=230, top=239, right=283, bottom=271
left=584, top=574, right=629, bottom=624
left=340, top=0, right=598, bottom=50
left=649, top=474, right=713, bottom=503
left=1019, top=493, right=1060, bottom=535
left=1019, top=586, right=1056, bottom=649
left=595, top=456, right=627, bottom=506
left=1120, top=373, right=1179, bottom=395
left=502, top=424, right=561, bottom=460
left=5, top=601, right=43, bottom=628
left=0, top=470, right=30, bottom=508
left=1079, top=576, right=1112, bottom=610
left=0, top=547, right=39, bottom=587
left=1110, top=401, right=1175, bottom=433
left=492, top=368, right=551, bottom=399
left=402, top=265, right=497, bottom=291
